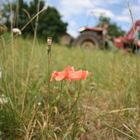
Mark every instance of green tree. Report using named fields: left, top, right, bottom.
left=3, top=0, right=67, bottom=42
left=98, top=16, right=125, bottom=37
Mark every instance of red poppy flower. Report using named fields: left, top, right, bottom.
left=50, top=66, right=88, bottom=81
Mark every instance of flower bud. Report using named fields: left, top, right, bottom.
left=47, top=37, right=52, bottom=52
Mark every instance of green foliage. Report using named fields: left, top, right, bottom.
left=98, top=16, right=125, bottom=37
left=2, top=0, right=67, bottom=42
left=37, top=6, right=67, bottom=42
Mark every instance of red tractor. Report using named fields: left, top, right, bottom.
left=114, top=20, right=140, bottom=52
left=73, top=23, right=109, bottom=49
left=60, top=23, right=109, bottom=49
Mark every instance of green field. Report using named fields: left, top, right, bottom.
left=0, top=37, right=140, bottom=140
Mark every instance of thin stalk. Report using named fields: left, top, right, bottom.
left=122, top=123, right=140, bottom=139
left=1, top=36, right=6, bottom=48
left=23, top=9, right=35, bottom=32
left=15, top=0, right=19, bottom=27
left=24, top=105, right=39, bottom=140
left=9, top=0, right=16, bottom=101
left=71, top=81, right=81, bottom=139
left=21, top=0, right=41, bottom=114
left=71, top=106, right=78, bottom=140
left=105, top=123, right=137, bottom=140
left=46, top=44, right=52, bottom=139
left=60, top=80, right=63, bottom=98
left=47, top=48, right=51, bottom=93
left=21, top=7, right=46, bottom=32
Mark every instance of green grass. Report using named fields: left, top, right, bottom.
left=0, top=36, right=140, bottom=140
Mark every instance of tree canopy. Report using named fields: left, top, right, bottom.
left=2, top=0, right=68, bottom=42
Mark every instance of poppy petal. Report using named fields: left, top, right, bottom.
left=69, top=70, right=83, bottom=80
left=50, top=71, right=59, bottom=81
left=55, top=72, right=65, bottom=81
left=81, top=71, right=88, bottom=80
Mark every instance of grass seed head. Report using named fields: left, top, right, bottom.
left=47, top=37, right=52, bottom=52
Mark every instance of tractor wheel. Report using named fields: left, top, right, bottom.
left=73, top=31, right=103, bottom=49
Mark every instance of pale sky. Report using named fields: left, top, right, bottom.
left=46, top=0, right=140, bottom=37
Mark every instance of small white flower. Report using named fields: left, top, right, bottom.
left=0, top=94, right=8, bottom=105
left=37, top=102, right=41, bottom=106
left=12, top=28, right=22, bottom=35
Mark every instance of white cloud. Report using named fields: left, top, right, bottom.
left=59, top=0, right=122, bottom=16
left=89, top=0, right=121, bottom=6
left=59, top=0, right=92, bottom=17
left=91, top=8, right=114, bottom=18
left=116, top=16, right=131, bottom=23
left=61, top=0, right=91, bottom=8
left=54, top=0, right=139, bottom=37
left=131, top=5, right=140, bottom=20
left=91, top=7, right=131, bottom=24
left=57, top=0, right=93, bottom=37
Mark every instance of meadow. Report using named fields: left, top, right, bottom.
left=0, top=36, right=140, bottom=140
